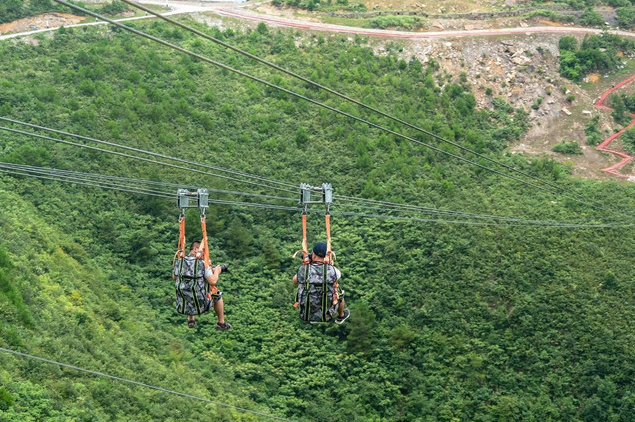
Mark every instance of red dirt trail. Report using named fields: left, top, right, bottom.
left=594, top=75, right=635, bottom=179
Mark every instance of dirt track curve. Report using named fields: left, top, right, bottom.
left=594, top=76, right=635, bottom=179
left=215, top=8, right=635, bottom=40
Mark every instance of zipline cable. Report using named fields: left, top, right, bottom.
left=0, top=167, right=173, bottom=198
left=332, top=202, right=601, bottom=224
left=1, top=168, right=625, bottom=228
left=0, top=125, right=297, bottom=196
left=50, top=0, right=619, bottom=219
left=122, top=0, right=599, bottom=210
left=0, top=117, right=297, bottom=195
left=0, top=162, right=294, bottom=202
left=2, top=119, right=592, bottom=224
left=0, top=347, right=296, bottom=422
left=0, top=161, right=616, bottom=225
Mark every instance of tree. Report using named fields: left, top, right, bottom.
left=559, top=36, right=578, bottom=52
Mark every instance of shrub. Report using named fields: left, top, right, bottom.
left=552, top=140, right=583, bottom=154
left=580, top=8, right=604, bottom=27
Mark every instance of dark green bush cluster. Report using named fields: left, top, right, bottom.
left=369, top=15, right=424, bottom=30
left=585, top=115, right=604, bottom=145
left=558, top=33, right=635, bottom=81
left=552, top=140, right=583, bottom=154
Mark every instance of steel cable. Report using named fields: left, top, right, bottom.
left=0, top=117, right=297, bottom=195
left=0, top=347, right=296, bottom=422
left=1, top=168, right=626, bottom=228
left=0, top=125, right=297, bottom=196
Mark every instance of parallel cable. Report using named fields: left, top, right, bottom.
left=334, top=195, right=591, bottom=221
left=0, top=162, right=294, bottom=202
left=0, top=125, right=296, bottom=196
left=331, top=209, right=622, bottom=228
left=1, top=162, right=614, bottom=225
left=332, top=202, right=598, bottom=224
left=0, top=117, right=297, bottom=195
left=0, top=347, right=295, bottom=422
left=50, top=0, right=617, bottom=218
left=0, top=167, right=173, bottom=198
left=3, top=122, right=620, bottom=224
left=1, top=168, right=625, bottom=228
left=122, top=0, right=595, bottom=210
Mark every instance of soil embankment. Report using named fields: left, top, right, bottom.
left=0, top=13, right=85, bottom=35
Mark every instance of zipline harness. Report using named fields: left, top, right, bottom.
left=294, top=183, right=339, bottom=323
left=175, top=189, right=219, bottom=303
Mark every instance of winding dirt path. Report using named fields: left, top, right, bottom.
left=594, top=76, right=635, bottom=179
left=214, top=8, right=635, bottom=40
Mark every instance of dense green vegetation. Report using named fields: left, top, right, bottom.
left=558, top=33, right=635, bottom=81
left=616, top=6, right=635, bottom=28
left=0, top=0, right=130, bottom=25
left=272, top=0, right=366, bottom=13
left=532, top=0, right=635, bottom=10
left=523, top=9, right=576, bottom=23
left=3, top=16, right=635, bottom=422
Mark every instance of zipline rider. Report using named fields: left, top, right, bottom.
left=173, top=189, right=231, bottom=330
left=173, top=241, right=231, bottom=330
left=293, top=242, right=350, bottom=324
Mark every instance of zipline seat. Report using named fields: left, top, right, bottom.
left=294, top=183, right=340, bottom=323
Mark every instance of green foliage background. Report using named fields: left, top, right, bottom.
left=2, top=18, right=635, bottom=421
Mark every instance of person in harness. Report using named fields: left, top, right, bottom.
left=173, top=240, right=231, bottom=330
left=293, top=242, right=350, bottom=324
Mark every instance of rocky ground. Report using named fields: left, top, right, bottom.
left=0, top=13, right=86, bottom=35
left=375, top=32, right=631, bottom=179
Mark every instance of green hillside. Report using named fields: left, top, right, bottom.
left=2, top=17, right=635, bottom=421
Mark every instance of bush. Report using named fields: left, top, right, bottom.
left=524, top=9, right=575, bottom=23
left=552, top=140, right=583, bottom=154
left=585, top=115, right=604, bottom=146
left=369, top=16, right=424, bottom=30
left=580, top=8, right=604, bottom=27
left=620, top=126, right=635, bottom=153
left=98, top=1, right=130, bottom=16
left=617, top=7, right=635, bottom=29
left=558, top=33, right=635, bottom=81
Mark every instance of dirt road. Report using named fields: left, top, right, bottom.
left=214, top=7, right=635, bottom=40
left=0, top=0, right=236, bottom=40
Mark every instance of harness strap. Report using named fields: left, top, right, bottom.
left=321, top=263, right=328, bottom=322
left=302, top=263, right=310, bottom=322
left=173, top=213, right=186, bottom=265
left=177, top=257, right=186, bottom=314
left=191, top=258, right=202, bottom=315
left=196, top=215, right=219, bottom=296
left=301, top=213, right=310, bottom=264
left=324, top=213, right=332, bottom=265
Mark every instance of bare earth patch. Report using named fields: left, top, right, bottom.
left=0, top=13, right=85, bottom=35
